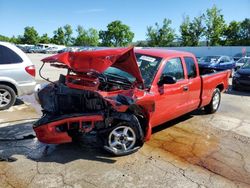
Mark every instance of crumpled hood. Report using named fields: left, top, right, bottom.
left=41, top=47, right=143, bottom=84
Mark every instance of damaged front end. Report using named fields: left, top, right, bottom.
left=34, top=47, right=151, bottom=155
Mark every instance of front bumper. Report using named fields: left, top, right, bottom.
left=33, top=114, right=104, bottom=144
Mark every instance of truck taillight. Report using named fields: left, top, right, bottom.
left=25, top=65, right=36, bottom=77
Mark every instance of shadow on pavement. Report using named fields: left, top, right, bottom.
left=0, top=111, right=203, bottom=164
left=0, top=121, right=116, bottom=164
left=14, top=98, right=25, bottom=106
left=152, top=113, right=194, bottom=134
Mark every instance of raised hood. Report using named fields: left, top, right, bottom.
left=41, top=47, right=143, bottom=84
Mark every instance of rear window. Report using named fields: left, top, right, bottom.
left=184, top=57, right=197, bottom=79
left=0, top=45, right=23, bottom=64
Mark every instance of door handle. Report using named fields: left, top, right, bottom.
left=183, top=86, right=189, bottom=91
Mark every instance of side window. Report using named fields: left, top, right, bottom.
left=220, top=57, right=227, bottom=63
left=225, top=57, right=230, bottom=62
left=162, top=58, right=184, bottom=81
left=184, top=57, right=197, bottom=79
left=0, top=45, right=23, bottom=64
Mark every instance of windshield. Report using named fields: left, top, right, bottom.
left=104, top=53, right=162, bottom=88
left=200, top=56, right=220, bottom=63
left=241, top=60, right=250, bottom=69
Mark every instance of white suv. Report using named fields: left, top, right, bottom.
left=0, top=42, right=36, bottom=110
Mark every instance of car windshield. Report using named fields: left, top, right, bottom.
left=241, top=61, right=250, bottom=69
left=104, top=53, right=162, bottom=88
left=200, top=56, right=220, bottom=63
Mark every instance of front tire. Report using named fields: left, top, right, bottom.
left=204, top=88, right=221, bottom=114
left=103, top=121, right=143, bottom=156
left=0, top=85, right=16, bottom=110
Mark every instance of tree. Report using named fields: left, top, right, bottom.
left=180, top=16, right=192, bottom=46
left=204, top=5, right=226, bottom=46
left=239, top=18, right=250, bottom=45
left=99, top=20, right=134, bottom=47
left=224, top=21, right=241, bottom=45
left=134, top=40, right=148, bottom=47
left=74, top=26, right=99, bottom=46
left=146, top=18, right=175, bottom=47
left=21, top=26, right=39, bottom=44
left=9, top=35, right=22, bottom=44
left=189, top=15, right=205, bottom=46
left=52, top=27, right=65, bottom=45
left=39, top=33, right=50, bottom=44
left=64, top=24, right=73, bottom=46
left=0, top=35, right=10, bottom=42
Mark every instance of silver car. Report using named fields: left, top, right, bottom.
left=0, top=42, right=36, bottom=110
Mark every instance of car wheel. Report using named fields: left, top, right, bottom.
left=103, top=121, right=142, bottom=156
left=204, top=88, right=221, bottom=114
left=0, top=85, right=16, bottom=110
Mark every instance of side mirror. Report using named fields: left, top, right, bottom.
left=158, top=75, right=177, bottom=86
left=219, top=60, right=224, bottom=64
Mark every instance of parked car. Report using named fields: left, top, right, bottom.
left=58, top=47, right=79, bottom=53
left=235, top=57, right=250, bottom=70
left=41, top=47, right=57, bottom=54
left=16, top=45, right=33, bottom=53
left=42, top=46, right=66, bottom=54
left=0, top=42, right=36, bottom=110
left=33, top=47, right=230, bottom=155
left=198, top=55, right=235, bottom=76
left=232, top=60, right=250, bottom=91
left=26, top=46, right=44, bottom=53
left=233, top=52, right=250, bottom=61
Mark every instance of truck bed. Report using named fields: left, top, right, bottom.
left=199, top=68, right=230, bottom=108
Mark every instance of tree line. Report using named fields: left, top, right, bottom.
left=0, top=5, right=249, bottom=47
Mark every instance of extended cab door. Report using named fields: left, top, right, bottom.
left=150, top=57, right=189, bottom=127
left=183, top=57, right=202, bottom=111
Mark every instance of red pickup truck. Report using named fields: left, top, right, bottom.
left=34, top=47, right=230, bottom=155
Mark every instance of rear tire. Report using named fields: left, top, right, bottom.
left=204, top=88, right=221, bottom=114
left=0, top=85, right=16, bottom=110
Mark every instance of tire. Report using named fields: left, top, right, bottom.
left=103, top=121, right=143, bottom=156
left=0, top=85, right=16, bottom=110
left=204, top=88, right=221, bottom=114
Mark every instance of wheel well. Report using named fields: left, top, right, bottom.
left=0, top=81, right=18, bottom=95
left=126, top=105, right=149, bottom=136
left=216, top=84, right=224, bottom=92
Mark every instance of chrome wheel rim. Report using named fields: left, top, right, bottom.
left=212, top=92, right=220, bottom=110
left=0, top=89, right=11, bottom=108
left=108, top=125, right=136, bottom=153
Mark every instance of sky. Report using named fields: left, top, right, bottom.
left=0, top=0, right=249, bottom=41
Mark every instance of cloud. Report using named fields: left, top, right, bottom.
left=74, top=9, right=105, bottom=14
